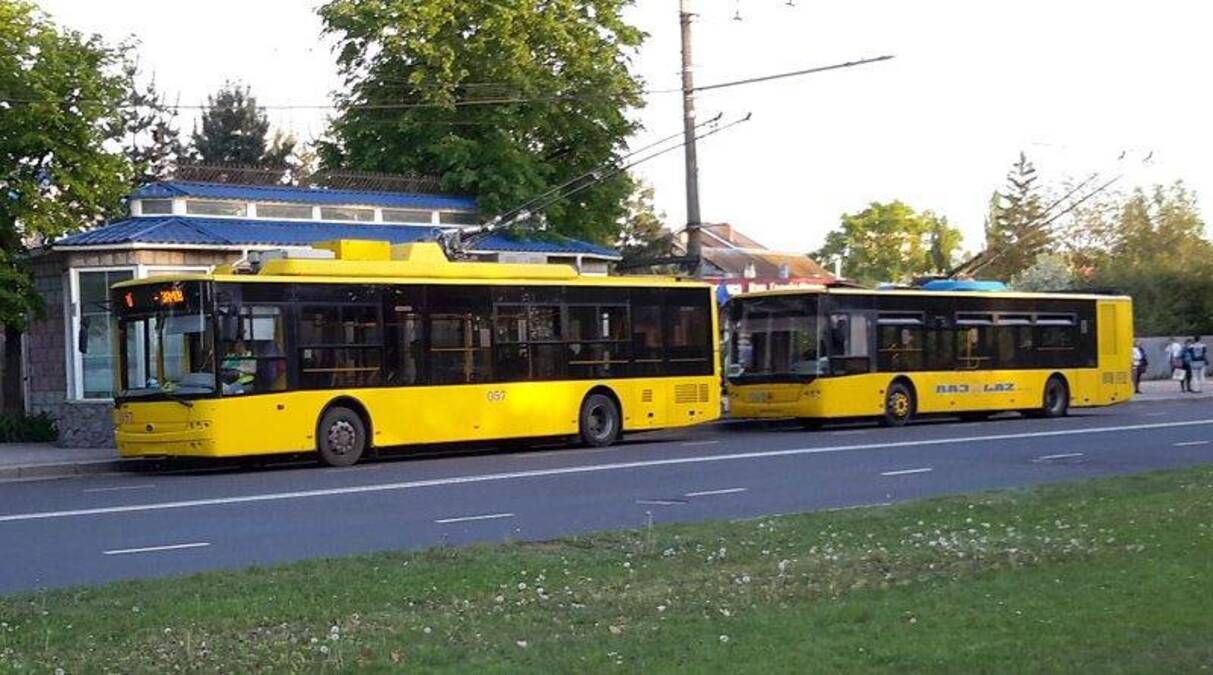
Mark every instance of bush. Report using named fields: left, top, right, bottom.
left=0, top=412, right=58, bottom=443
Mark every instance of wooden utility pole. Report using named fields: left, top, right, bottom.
left=680, top=0, right=703, bottom=267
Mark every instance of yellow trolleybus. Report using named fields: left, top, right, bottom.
left=107, top=240, right=719, bottom=466
left=725, top=285, right=1133, bottom=427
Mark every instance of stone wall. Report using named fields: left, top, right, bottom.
left=1137, top=335, right=1210, bottom=380
left=24, top=247, right=240, bottom=448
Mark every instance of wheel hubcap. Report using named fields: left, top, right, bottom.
left=328, top=420, right=357, bottom=455
left=890, top=393, right=910, bottom=417
left=589, top=405, right=612, bottom=439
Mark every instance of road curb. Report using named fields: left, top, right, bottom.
left=0, top=458, right=154, bottom=482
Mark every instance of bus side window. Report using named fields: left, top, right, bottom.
left=828, top=313, right=870, bottom=375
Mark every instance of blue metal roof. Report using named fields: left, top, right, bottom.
left=132, top=181, right=477, bottom=211
left=54, top=216, right=619, bottom=258
left=464, top=231, right=619, bottom=259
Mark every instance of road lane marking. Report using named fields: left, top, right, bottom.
left=1034, top=452, right=1085, bottom=461
left=5, top=418, right=1213, bottom=524
left=830, top=430, right=870, bottom=436
left=1173, top=440, right=1211, bottom=447
left=103, top=542, right=210, bottom=556
left=880, top=467, right=933, bottom=476
left=83, top=484, right=156, bottom=494
left=1144, top=412, right=1169, bottom=417
left=684, top=487, right=747, bottom=497
left=636, top=499, right=685, bottom=506
left=434, top=512, right=514, bottom=524
left=681, top=440, right=721, bottom=447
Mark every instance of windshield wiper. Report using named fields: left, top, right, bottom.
left=159, top=390, right=195, bottom=408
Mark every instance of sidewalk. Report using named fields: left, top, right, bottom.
left=0, top=443, right=146, bottom=481
left=1135, top=378, right=1213, bottom=401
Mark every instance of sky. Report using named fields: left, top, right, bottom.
left=36, top=0, right=1213, bottom=255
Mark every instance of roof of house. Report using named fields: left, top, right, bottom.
left=53, top=216, right=619, bottom=259
left=132, top=181, right=478, bottom=211
left=700, top=248, right=832, bottom=279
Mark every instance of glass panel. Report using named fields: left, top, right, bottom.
left=118, top=309, right=216, bottom=398
left=382, top=208, right=433, bottom=224
left=257, top=203, right=313, bottom=219
left=217, top=304, right=287, bottom=395
left=300, top=348, right=382, bottom=388
left=666, top=288, right=713, bottom=376
left=439, top=211, right=480, bottom=226
left=877, top=325, right=924, bottom=371
left=630, top=293, right=663, bottom=375
left=78, top=269, right=134, bottom=399
left=827, top=313, right=870, bottom=375
left=567, top=306, right=598, bottom=341
left=319, top=206, right=375, bottom=222
left=186, top=200, right=247, bottom=216
left=140, top=199, right=172, bottom=214
left=728, top=296, right=820, bottom=380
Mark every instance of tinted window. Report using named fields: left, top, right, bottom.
left=665, top=288, right=713, bottom=375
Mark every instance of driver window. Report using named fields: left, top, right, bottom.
left=828, top=312, right=871, bottom=375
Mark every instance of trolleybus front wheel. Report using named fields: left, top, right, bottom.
left=1041, top=376, right=1070, bottom=418
left=579, top=393, right=620, bottom=447
left=317, top=406, right=367, bottom=467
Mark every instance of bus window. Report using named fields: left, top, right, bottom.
left=995, top=314, right=1033, bottom=368
left=218, top=304, right=287, bottom=394
left=566, top=298, right=630, bottom=379
left=956, top=313, right=994, bottom=370
left=429, top=286, right=492, bottom=384
left=1036, top=314, right=1077, bottom=368
left=728, top=296, right=820, bottom=380
left=298, top=300, right=382, bottom=389
left=827, top=313, right=870, bottom=375
left=630, top=289, right=664, bottom=376
left=665, top=288, right=712, bottom=376
left=876, top=313, right=924, bottom=371
left=385, top=286, right=423, bottom=386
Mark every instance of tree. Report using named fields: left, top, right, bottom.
left=317, top=0, right=646, bottom=244
left=615, top=183, right=673, bottom=267
left=0, top=0, right=134, bottom=410
left=1009, top=253, right=1076, bottom=291
left=189, top=82, right=294, bottom=167
left=119, top=60, right=184, bottom=184
left=982, top=152, right=1049, bottom=280
left=814, top=201, right=963, bottom=285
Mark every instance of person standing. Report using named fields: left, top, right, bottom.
left=1189, top=335, right=1208, bottom=394
left=1131, top=341, right=1148, bottom=394
left=1165, top=337, right=1186, bottom=392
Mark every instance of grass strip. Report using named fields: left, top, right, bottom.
left=1, top=465, right=1211, bottom=672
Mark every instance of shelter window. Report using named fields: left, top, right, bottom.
left=140, top=199, right=172, bottom=215
left=186, top=199, right=247, bottom=217
left=257, top=203, right=313, bottom=220
left=382, top=208, right=433, bottom=224
left=319, top=206, right=375, bottom=222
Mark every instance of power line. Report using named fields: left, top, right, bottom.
left=693, top=55, right=894, bottom=93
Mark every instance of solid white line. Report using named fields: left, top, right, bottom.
left=83, top=484, right=157, bottom=494
left=3, top=418, right=1213, bottom=524
left=636, top=499, right=684, bottom=506
left=830, top=430, right=870, bottom=436
left=680, top=440, right=721, bottom=446
left=1173, top=440, right=1211, bottom=447
left=880, top=467, right=933, bottom=476
left=434, top=512, right=514, bottom=525
left=103, top=542, right=210, bottom=556
left=684, top=487, right=748, bottom=497
left=1035, top=452, right=1085, bottom=461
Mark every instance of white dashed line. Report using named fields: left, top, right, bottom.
left=680, top=440, right=721, bottom=447
left=880, top=467, right=933, bottom=477
left=103, top=542, right=210, bottom=556
left=434, top=512, right=515, bottom=524
left=4, top=418, right=1213, bottom=524
left=83, top=484, right=156, bottom=494
left=1034, top=452, right=1085, bottom=461
left=684, top=487, right=747, bottom=497
left=1173, top=440, right=1211, bottom=447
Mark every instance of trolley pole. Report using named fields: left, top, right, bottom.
left=680, top=0, right=703, bottom=270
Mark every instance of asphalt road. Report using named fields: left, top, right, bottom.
left=3, top=398, right=1213, bottom=594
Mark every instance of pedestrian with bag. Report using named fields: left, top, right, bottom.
left=1131, top=341, right=1148, bottom=394
left=1189, top=335, right=1208, bottom=393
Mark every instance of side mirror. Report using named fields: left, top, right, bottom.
left=78, top=317, right=91, bottom=354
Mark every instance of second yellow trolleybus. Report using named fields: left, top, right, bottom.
left=725, top=284, right=1133, bottom=427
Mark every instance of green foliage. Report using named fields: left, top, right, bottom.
left=1009, top=253, right=1077, bottom=292
left=615, top=182, right=673, bottom=267
left=814, top=200, right=962, bottom=284
left=317, top=0, right=646, bottom=244
left=119, top=60, right=184, bottom=184
left=189, top=82, right=294, bottom=167
left=0, top=0, right=133, bottom=328
left=0, top=411, right=56, bottom=442
left=982, top=152, right=1049, bottom=280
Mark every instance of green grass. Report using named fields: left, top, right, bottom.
left=3, top=466, right=1213, bottom=673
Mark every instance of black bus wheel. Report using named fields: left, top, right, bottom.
left=317, top=406, right=366, bottom=467
left=579, top=393, right=620, bottom=447
left=882, top=382, right=915, bottom=427
left=1041, top=377, right=1070, bottom=418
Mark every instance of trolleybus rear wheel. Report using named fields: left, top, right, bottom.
left=881, top=382, right=915, bottom=427
left=1041, top=376, right=1070, bottom=418
left=579, top=393, right=620, bottom=447
left=317, top=406, right=366, bottom=467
